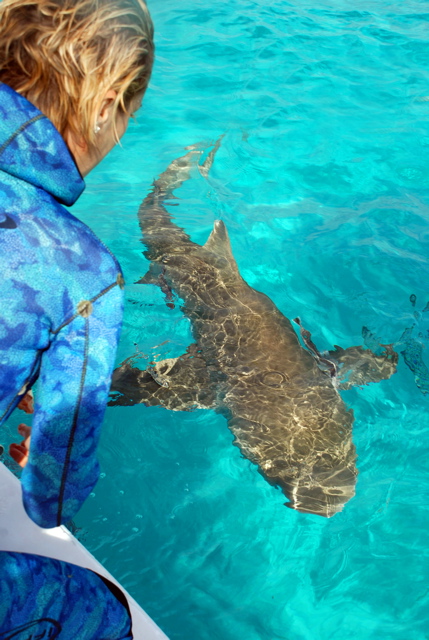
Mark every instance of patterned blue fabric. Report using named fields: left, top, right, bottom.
left=0, top=551, right=132, bottom=639
left=0, top=83, right=124, bottom=528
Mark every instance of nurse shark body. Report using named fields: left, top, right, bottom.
left=110, top=144, right=398, bottom=517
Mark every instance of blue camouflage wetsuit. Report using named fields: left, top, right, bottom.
left=0, top=82, right=124, bottom=528
left=0, top=552, right=132, bottom=639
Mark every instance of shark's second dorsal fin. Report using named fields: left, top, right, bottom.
left=203, top=220, right=239, bottom=273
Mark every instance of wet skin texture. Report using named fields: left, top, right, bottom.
left=110, top=148, right=398, bottom=517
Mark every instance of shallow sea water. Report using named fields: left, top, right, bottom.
left=6, top=1, right=429, bottom=638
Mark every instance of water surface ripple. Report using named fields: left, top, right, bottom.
left=64, top=1, right=429, bottom=638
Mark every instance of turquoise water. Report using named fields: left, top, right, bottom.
left=6, top=0, right=429, bottom=638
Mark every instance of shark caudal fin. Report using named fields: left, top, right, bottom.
left=137, top=139, right=224, bottom=261
left=197, top=134, right=224, bottom=178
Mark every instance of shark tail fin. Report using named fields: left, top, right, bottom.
left=138, top=138, right=224, bottom=258
left=150, top=135, right=224, bottom=200
left=197, top=134, right=224, bottom=178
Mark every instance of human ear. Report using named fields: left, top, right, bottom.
left=96, top=89, right=118, bottom=130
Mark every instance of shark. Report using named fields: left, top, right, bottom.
left=110, top=143, right=398, bottom=517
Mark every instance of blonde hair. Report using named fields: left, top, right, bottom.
left=0, top=0, right=154, bottom=145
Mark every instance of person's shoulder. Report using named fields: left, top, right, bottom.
left=0, top=173, right=122, bottom=295
left=54, top=203, right=122, bottom=281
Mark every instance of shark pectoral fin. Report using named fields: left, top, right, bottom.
left=328, top=344, right=398, bottom=389
left=108, top=363, right=161, bottom=407
left=109, top=345, right=217, bottom=411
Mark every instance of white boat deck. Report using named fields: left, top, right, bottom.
left=0, top=461, right=169, bottom=639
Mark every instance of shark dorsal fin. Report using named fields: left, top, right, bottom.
left=203, top=220, right=238, bottom=272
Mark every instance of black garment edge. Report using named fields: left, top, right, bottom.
left=96, top=572, right=133, bottom=635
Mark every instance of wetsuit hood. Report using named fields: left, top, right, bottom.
left=0, top=83, right=85, bottom=206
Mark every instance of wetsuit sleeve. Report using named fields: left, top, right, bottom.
left=20, top=283, right=124, bottom=528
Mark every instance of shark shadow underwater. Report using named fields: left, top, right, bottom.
left=110, top=144, right=398, bottom=517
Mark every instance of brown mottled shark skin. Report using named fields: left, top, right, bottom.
left=110, top=145, right=398, bottom=518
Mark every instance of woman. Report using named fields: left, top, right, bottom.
left=0, top=0, right=154, bottom=529
left=0, top=1, right=156, bottom=635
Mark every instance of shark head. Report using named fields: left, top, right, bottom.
left=282, top=461, right=357, bottom=518
left=227, top=375, right=357, bottom=518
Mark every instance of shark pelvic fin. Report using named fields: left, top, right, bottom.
left=203, top=220, right=239, bottom=273
left=109, top=345, right=218, bottom=411
left=135, top=262, right=162, bottom=285
left=135, top=263, right=176, bottom=308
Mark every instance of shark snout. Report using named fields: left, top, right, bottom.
left=285, top=493, right=346, bottom=518
left=282, top=465, right=357, bottom=518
